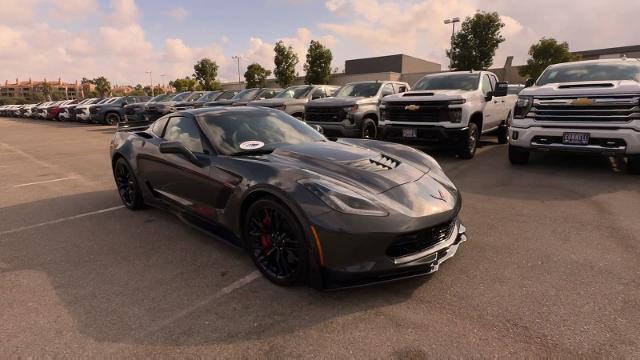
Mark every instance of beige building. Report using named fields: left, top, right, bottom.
left=0, top=78, right=92, bottom=99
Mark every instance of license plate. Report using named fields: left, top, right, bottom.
left=402, top=128, right=417, bottom=138
left=562, top=132, right=590, bottom=145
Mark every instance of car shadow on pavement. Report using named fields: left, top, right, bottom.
left=0, top=190, right=427, bottom=348
left=2, top=117, right=93, bottom=128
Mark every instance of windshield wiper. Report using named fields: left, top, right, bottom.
left=229, top=149, right=274, bottom=156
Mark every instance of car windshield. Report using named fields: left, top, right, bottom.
left=199, top=91, right=222, bottom=101
left=150, top=94, right=171, bottom=102
left=335, top=83, right=381, bottom=97
left=96, top=98, right=110, bottom=104
left=218, top=91, right=238, bottom=100
left=170, top=92, right=191, bottom=101
left=537, top=62, right=640, bottom=85
left=414, top=74, right=480, bottom=91
left=231, top=89, right=260, bottom=100
left=186, top=92, right=204, bottom=102
left=276, top=86, right=313, bottom=99
left=200, top=109, right=325, bottom=155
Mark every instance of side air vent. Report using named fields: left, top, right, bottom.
left=558, top=83, right=614, bottom=89
left=403, top=92, right=434, bottom=97
left=350, top=154, right=400, bottom=171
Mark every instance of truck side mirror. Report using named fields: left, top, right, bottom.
left=493, top=82, right=508, bottom=97
left=525, top=78, right=535, bottom=88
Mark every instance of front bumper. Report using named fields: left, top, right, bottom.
left=312, top=213, right=466, bottom=289
left=381, top=125, right=467, bottom=145
left=510, top=124, right=640, bottom=155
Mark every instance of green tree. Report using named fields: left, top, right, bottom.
left=193, top=58, right=221, bottom=90
left=273, top=41, right=299, bottom=87
left=94, top=76, right=111, bottom=97
left=519, top=38, right=581, bottom=80
left=446, top=11, right=505, bottom=70
left=129, top=84, right=145, bottom=96
left=169, top=77, right=199, bottom=92
left=153, top=85, right=166, bottom=95
left=244, top=63, right=271, bottom=88
left=304, top=40, right=333, bottom=85
left=41, top=82, right=53, bottom=101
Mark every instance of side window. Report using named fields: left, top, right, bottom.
left=163, top=116, right=204, bottom=153
left=397, top=84, right=408, bottom=93
left=311, top=88, right=326, bottom=99
left=151, top=117, right=168, bottom=136
left=488, top=75, right=498, bottom=92
left=380, top=83, right=394, bottom=97
left=481, top=75, right=493, bottom=97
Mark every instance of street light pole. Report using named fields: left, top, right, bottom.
left=145, top=71, right=154, bottom=96
left=444, top=17, right=460, bottom=69
left=232, top=55, right=241, bottom=86
left=160, top=74, right=166, bottom=92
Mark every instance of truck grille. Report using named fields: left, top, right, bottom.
left=75, top=108, right=85, bottom=115
left=386, top=219, right=455, bottom=258
left=531, top=95, right=640, bottom=122
left=305, top=107, right=345, bottom=122
left=383, top=101, right=449, bottom=122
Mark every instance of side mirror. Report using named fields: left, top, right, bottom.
left=525, top=78, right=535, bottom=88
left=493, top=81, right=509, bottom=97
left=485, top=92, right=493, bottom=102
left=159, top=141, right=201, bottom=166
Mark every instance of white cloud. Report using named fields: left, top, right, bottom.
left=48, top=0, right=98, bottom=21
left=168, top=7, right=189, bottom=22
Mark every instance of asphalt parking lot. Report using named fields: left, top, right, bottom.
left=0, top=117, right=638, bottom=358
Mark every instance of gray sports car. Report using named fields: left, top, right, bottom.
left=110, top=107, right=467, bottom=289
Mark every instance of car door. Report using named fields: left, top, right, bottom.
left=480, top=74, right=501, bottom=132
left=489, top=74, right=510, bottom=121
left=137, top=115, right=224, bottom=220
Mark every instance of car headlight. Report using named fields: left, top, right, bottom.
left=448, top=99, right=466, bottom=105
left=343, top=104, right=359, bottom=113
left=448, top=109, right=462, bottom=123
left=298, top=178, right=388, bottom=216
left=515, top=96, right=533, bottom=119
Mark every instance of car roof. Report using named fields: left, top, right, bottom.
left=547, top=58, right=640, bottom=68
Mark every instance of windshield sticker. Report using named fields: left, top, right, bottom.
left=239, top=141, right=265, bottom=150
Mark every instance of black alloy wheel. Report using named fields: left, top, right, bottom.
left=361, top=118, right=377, bottom=139
left=245, top=198, right=308, bottom=286
left=457, top=122, right=479, bottom=159
left=105, top=112, right=121, bottom=125
left=114, top=158, right=145, bottom=209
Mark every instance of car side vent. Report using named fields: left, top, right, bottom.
left=350, top=154, right=400, bottom=171
left=403, top=92, right=434, bottom=97
left=558, top=83, right=614, bottom=89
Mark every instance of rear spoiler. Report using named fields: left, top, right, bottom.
left=117, top=120, right=151, bottom=132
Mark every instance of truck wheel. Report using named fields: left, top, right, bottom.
left=627, top=155, right=640, bottom=175
left=457, top=123, right=479, bottom=159
left=509, top=145, right=530, bottom=165
left=361, top=118, right=377, bottom=139
left=105, top=113, right=121, bottom=125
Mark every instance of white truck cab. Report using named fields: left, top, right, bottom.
left=380, top=71, right=513, bottom=159
left=509, top=58, right=640, bottom=174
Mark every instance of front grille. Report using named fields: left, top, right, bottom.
left=384, top=101, right=450, bottom=122
left=75, top=108, right=86, bottom=114
left=531, top=135, right=627, bottom=148
left=386, top=220, right=455, bottom=258
left=305, top=107, right=345, bottom=122
left=530, top=95, right=640, bottom=122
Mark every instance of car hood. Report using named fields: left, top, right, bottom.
left=208, top=99, right=238, bottom=106
left=263, top=140, right=458, bottom=216
left=125, top=102, right=148, bottom=108
left=306, top=96, right=376, bottom=107
left=521, top=80, right=640, bottom=97
left=384, top=89, right=470, bottom=102
left=249, top=98, right=307, bottom=107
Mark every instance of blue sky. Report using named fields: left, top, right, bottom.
left=1, top=0, right=640, bottom=86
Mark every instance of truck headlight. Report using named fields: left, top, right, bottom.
left=449, top=109, right=462, bottom=123
left=515, top=96, right=533, bottom=119
left=343, top=105, right=359, bottom=113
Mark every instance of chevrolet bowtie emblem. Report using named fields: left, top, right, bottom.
left=430, top=189, right=447, bottom=202
left=405, top=104, right=420, bottom=111
left=571, top=98, right=594, bottom=106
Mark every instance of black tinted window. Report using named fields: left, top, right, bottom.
left=201, top=108, right=325, bottom=155
left=151, top=117, right=168, bottom=136
left=164, top=117, right=204, bottom=153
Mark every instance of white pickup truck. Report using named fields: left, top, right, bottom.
left=509, top=58, right=640, bottom=174
left=380, top=71, right=514, bottom=159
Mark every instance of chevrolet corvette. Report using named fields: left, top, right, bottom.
left=110, top=107, right=467, bottom=289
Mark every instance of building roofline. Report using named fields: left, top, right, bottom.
left=572, top=44, right=640, bottom=57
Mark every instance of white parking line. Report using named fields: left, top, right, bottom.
left=0, top=205, right=125, bottom=237
left=107, top=270, right=262, bottom=355
left=13, top=177, right=76, bottom=188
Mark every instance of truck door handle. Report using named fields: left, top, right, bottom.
left=493, top=100, right=498, bottom=103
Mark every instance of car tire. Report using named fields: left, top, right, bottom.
left=509, top=145, right=530, bottom=165
left=628, top=155, right=640, bottom=175
left=361, top=118, right=377, bottom=139
left=244, top=197, right=309, bottom=286
left=105, top=113, right=121, bottom=125
left=497, top=113, right=511, bottom=144
left=113, top=158, right=145, bottom=210
left=457, top=122, right=479, bottom=159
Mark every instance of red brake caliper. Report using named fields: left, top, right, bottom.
left=260, top=211, right=272, bottom=251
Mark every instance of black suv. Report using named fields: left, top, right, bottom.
left=89, top=96, right=150, bottom=124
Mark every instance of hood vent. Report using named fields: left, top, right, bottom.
left=403, top=92, right=434, bottom=97
left=349, top=154, right=400, bottom=171
left=558, top=83, right=614, bottom=89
